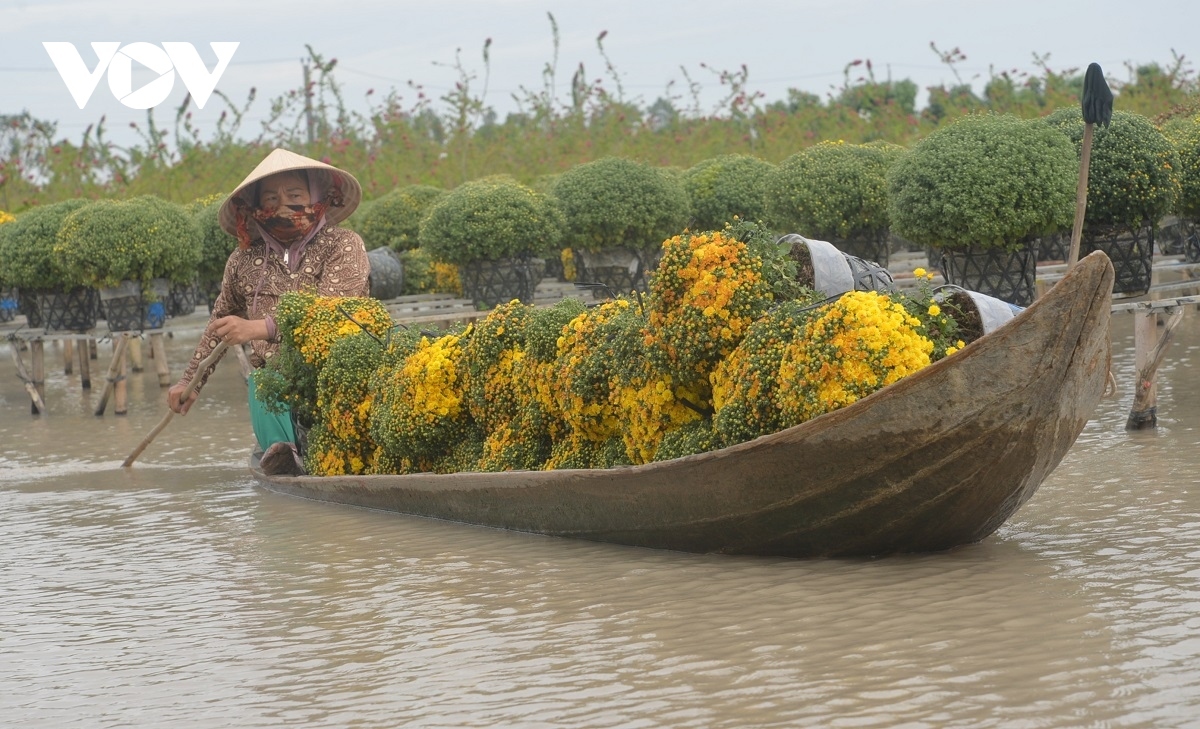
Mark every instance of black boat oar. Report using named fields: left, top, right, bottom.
left=121, top=340, right=230, bottom=468
left=1066, top=62, right=1114, bottom=271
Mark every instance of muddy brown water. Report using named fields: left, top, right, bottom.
left=2, top=312, right=1200, bottom=728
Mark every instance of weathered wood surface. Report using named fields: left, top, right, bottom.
left=252, top=252, right=1115, bottom=558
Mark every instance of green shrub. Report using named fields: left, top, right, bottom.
left=0, top=199, right=91, bottom=290
left=766, top=141, right=903, bottom=240
left=681, top=154, right=775, bottom=230
left=1162, top=114, right=1200, bottom=219
left=188, top=193, right=235, bottom=287
left=359, top=184, right=445, bottom=251
left=1045, top=107, right=1180, bottom=226
left=54, top=196, right=201, bottom=289
left=551, top=157, right=688, bottom=253
left=888, top=114, right=1077, bottom=250
left=419, top=177, right=563, bottom=265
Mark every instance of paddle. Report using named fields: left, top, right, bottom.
left=121, top=340, right=230, bottom=468
left=1066, top=62, right=1114, bottom=271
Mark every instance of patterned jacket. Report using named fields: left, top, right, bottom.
left=178, top=225, right=370, bottom=391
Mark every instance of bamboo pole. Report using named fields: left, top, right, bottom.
left=127, top=336, right=144, bottom=373
left=121, top=341, right=230, bottom=468
left=1126, top=306, right=1186, bottom=430
left=30, top=340, right=45, bottom=415
left=78, top=338, right=92, bottom=389
left=114, top=342, right=128, bottom=415
left=8, top=340, right=47, bottom=414
left=149, top=332, right=171, bottom=387
left=93, top=334, right=130, bottom=416
left=233, top=343, right=252, bottom=383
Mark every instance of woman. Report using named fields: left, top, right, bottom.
left=167, top=148, right=369, bottom=474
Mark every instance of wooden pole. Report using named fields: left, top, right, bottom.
left=63, top=339, right=74, bottom=375
left=89, top=338, right=98, bottom=360
left=30, top=340, right=45, bottom=415
left=114, top=342, right=128, bottom=415
left=1126, top=306, right=1185, bottom=430
left=94, top=334, right=130, bottom=416
left=233, top=343, right=253, bottom=383
left=127, top=336, right=144, bottom=373
left=8, top=340, right=47, bottom=414
left=150, top=332, right=171, bottom=387
left=78, top=338, right=92, bottom=389
left=1066, top=123, right=1094, bottom=271
left=121, top=341, right=230, bottom=468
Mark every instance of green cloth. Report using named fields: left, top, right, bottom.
left=247, top=369, right=296, bottom=452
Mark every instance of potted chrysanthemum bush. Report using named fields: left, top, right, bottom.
left=766, top=140, right=905, bottom=267
left=188, top=193, right=232, bottom=314
left=888, top=113, right=1077, bottom=305
left=357, top=185, right=448, bottom=299
left=1162, top=113, right=1200, bottom=263
left=1045, top=107, right=1180, bottom=294
left=0, top=198, right=95, bottom=330
left=551, top=157, right=688, bottom=298
left=681, top=154, right=775, bottom=231
left=0, top=209, right=16, bottom=322
left=419, top=176, right=562, bottom=310
left=55, top=195, right=201, bottom=331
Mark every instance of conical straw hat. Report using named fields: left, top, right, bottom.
left=218, top=148, right=362, bottom=237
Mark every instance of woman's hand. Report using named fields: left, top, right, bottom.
left=210, top=315, right=269, bottom=346
left=167, top=382, right=198, bottom=415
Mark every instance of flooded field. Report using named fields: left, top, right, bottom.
left=2, top=308, right=1200, bottom=727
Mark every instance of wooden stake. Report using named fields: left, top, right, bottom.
left=30, top=340, right=45, bottom=415
left=63, top=339, right=74, bottom=375
left=78, top=338, right=92, bottom=389
left=150, top=332, right=171, bottom=387
left=1066, top=123, right=1094, bottom=271
left=114, top=342, right=128, bottom=415
left=1126, top=306, right=1186, bottom=430
left=94, top=335, right=130, bottom=416
left=8, top=340, right=47, bottom=414
left=89, top=338, right=98, bottom=360
left=128, top=336, right=144, bottom=373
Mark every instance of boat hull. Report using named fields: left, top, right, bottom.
left=253, top=252, right=1114, bottom=558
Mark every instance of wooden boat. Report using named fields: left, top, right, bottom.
left=253, top=251, right=1114, bottom=558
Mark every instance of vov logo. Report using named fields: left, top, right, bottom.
left=43, top=42, right=239, bottom=110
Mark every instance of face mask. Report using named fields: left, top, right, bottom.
left=252, top=203, right=322, bottom=245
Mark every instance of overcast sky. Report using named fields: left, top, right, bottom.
left=0, top=0, right=1195, bottom=148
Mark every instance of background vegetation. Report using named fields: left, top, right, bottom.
left=1, top=27, right=1196, bottom=213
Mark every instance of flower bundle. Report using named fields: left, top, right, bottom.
left=653, top=418, right=722, bottom=462
left=370, top=328, right=471, bottom=465
left=612, top=359, right=706, bottom=464
left=645, top=229, right=773, bottom=392
left=551, top=298, right=644, bottom=445
left=463, top=299, right=531, bottom=429
left=464, top=300, right=558, bottom=472
left=256, top=292, right=393, bottom=428
left=775, top=291, right=934, bottom=425
left=711, top=298, right=820, bottom=447
left=306, top=332, right=386, bottom=476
